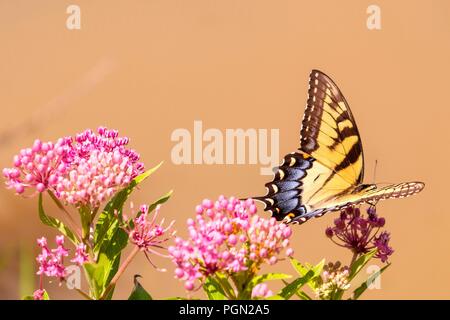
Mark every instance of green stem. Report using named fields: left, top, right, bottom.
left=214, top=274, right=236, bottom=300
left=350, top=251, right=358, bottom=266
left=75, top=288, right=93, bottom=300
left=61, top=279, right=93, bottom=300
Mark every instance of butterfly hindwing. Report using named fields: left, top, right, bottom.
left=291, top=181, right=425, bottom=223
left=255, top=152, right=312, bottom=221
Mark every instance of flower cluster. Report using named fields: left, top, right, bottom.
left=251, top=283, right=273, bottom=299
left=168, top=196, right=294, bottom=291
left=315, top=262, right=351, bottom=300
left=34, top=235, right=89, bottom=300
left=128, top=204, right=176, bottom=257
left=36, top=236, right=69, bottom=280
left=325, top=206, right=394, bottom=262
left=3, top=127, right=145, bottom=208
left=33, top=289, right=46, bottom=301
left=2, top=138, right=72, bottom=195
left=71, top=243, right=89, bottom=266
left=36, top=235, right=89, bottom=279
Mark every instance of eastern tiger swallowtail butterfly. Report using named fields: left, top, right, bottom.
left=254, top=70, right=425, bottom=224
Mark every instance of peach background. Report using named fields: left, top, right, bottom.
left=0, top=0, right=448, bottom=299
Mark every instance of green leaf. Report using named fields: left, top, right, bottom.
left=84, top=262, right=106, bottom=299
left=249, top=273, right=292, bottom=287
left=99, top=228, right=129, bottom=298
left=352, top=264, right=390, bottom=300
left=266, top=295, right=284, bottom=300
left=93, top=162, right=163, bottom=254
left=84, top=228, right=129, bottom=299
left=349, top=249, right=378, bottom=281
left=38, top=193, right=78, bottom=244
left=296, top=290, right=313, bottom=300
left=332, top=250, right=378, bottom=300
left=203, top=276, right=227, bottom=300
left=278, top=270, right=315, bottom=300
left=42, top=291, right=50, bottom=300
left=290, top=258, right=324, bottom=290
left=136, top=190, right=173, bottom=220
left=214, top=273, right=236, bottom=299
left=128, top=275, right=153, bottom=300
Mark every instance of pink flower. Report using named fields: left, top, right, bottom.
left=34, top=235, right=91, bottom=296
left=326, top=206, right=393, bottom=262
left=251, top=283, right=273, bottom=299
left=33, top=289, right=45, bottom=300
left=168, top=196, right=294, bottom=291
left=127, top=204, right=176, bottom=270
left=56, top=127, right=144, bottom=208
left=70, top=243, right=89, bottom=266
left=3, top=127, right=145, bottom=208
left=36, top=236, right=69, bottom=280
left=2, top=138, right=72, bottom=195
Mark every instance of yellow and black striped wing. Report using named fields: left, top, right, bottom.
left=301, top=70, right=364, bottom=186
left=255, top=70, right=364, bottom=221
left=293, top=182, right=425, bottom=223
left=254, top=151, right=355, bottom=222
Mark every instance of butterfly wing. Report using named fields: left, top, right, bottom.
left=292, top=181, right=425, bottom=223
left=301, top=70, right=364, bottom=185
left=255, top=70, right=364, bottom=222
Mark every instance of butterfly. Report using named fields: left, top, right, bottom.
left=254, top=69, right=425, bottom=224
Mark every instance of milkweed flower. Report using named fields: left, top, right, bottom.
left=3, top=127, right=145, bottom=208
left=168, top=196, right=294, bottom=291
left=251, top=283, right=273, bottom=299
left=315, top=262, right=351, bottom=300
left=33, top=289, right=45, bottom=300
left=36, top=236, right=69, bottom=280
left=373, top=231, right=394, bottom=263
left=126, top=204, right=176, bottom=270
left=34, top=235, right=92, bottom=299
left=70, top=243, right=89, bottom=266
left=325, top=206, right=394, bottom=262
left=55, top=127, right=145, bottom=208
left=2, top=138, right=72, bottom=195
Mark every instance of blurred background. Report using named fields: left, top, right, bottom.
left=0, top=0, right=448, bottom=299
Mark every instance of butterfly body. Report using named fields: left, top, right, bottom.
left=255, top=70, right=424, bottom=224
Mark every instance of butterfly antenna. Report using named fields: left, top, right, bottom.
left=373, top=159, right=378, bottom=184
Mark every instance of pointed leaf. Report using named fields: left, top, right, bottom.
left=203, top=276, right=227, bottom=300
left=128, top=275, right=153, bottom=300
left=352, top=264, right=390, bottom=300
left=290, top=258, right=324, bottom=290
left=250, top=273, right=292, bottom=287
left=136, top=190, right=173, bottom=220
left=278, top=270, right=315, bottom=300
left=214, top=273, right=236, bottom=299
left=296, top=290, right=313, bottom=300
left=38, top=193, right=78, bottom=244
left=349, top=249, right=378, bottom=281
left=94, top=162, right=163, bottom=253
